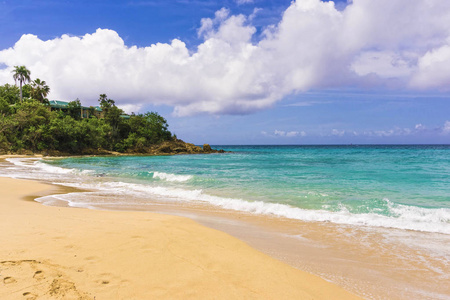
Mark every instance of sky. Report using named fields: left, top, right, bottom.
left=1, top=0, right=450, bottom=145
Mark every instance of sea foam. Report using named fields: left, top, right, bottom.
left=44, top=179, right=450, bottom=235
left=6, top=158, right=94, bottom=176
left=152, top=171, right=193, bottom=182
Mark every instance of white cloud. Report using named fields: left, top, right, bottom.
left=1, top=0, right=450, bottom=116
left=360, top=121, right=450, bottom=137
left=249, top=8, right=262, bottom=21
left=415, top=123, right=425, bottom=130
left=331, top=129, right=345, bottom=136
left=264, top=130, right=306, bottom=137
left=274, top=130, right=286, bottom=136
left=328, top=124, right=437, bottom=138
left=198, top=8, right=230, bottom=38
left=442, top=121, right=450, bottom=135
left=351, top=51, right=416, bottom=79
left=118, top=104, right=142, bottom=115
left=369, top=127, right=413, bottom=137
left=410, top=43, right=450, bottom=90
left=286, top=131, right=300, bottom=137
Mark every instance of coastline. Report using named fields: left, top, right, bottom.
left=0, top=140, right=226, bottom=157
left=0, top=174, right=360, bottom=299
left=2, top=154, right=449, bottom=299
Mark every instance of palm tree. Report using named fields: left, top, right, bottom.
left=31, top=78, right=50, bottom=104
left=12, top=65, right=31, bottom=103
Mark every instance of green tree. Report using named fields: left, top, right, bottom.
left=98, top=94, right=125, bottom=149
left=127, top=112, right=171, bottom=146
left=88, top=106, right=96, bottom=118
left=67, top=99, right=82, bottom=120
left=30, top=78, right=50, bottom=104
left=143, top=112, right=171, bottom=143
left=21, top=84, right=32, bottom=99
left=0, top=84, right=19, bottom=104
left=0, top=116, right=16, bottom=152
left=11, top=99, right=51, bottom=151
left=98, top=94, right=115, bottom=113
left=12, top=66, right=31, bottom=102
left=0, top=97, right=13, bottom=116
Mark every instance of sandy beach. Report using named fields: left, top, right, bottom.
left=0, top=174, right=361, bottom=299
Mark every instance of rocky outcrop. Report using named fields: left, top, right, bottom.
left=144, top=140, right=226, bottom=156
left=203, top=144, right=212, bottom=152
left=30, top=140, right=226, bottom=157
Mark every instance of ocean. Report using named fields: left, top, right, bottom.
left=1, top=145, right=449, bottom=298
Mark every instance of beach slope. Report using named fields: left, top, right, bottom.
left=0, top=177, right=360, bottom=299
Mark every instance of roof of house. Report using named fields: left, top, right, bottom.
left=48, top=100, right=103, bottom=111
left=48, top=100, right=70, bottom=108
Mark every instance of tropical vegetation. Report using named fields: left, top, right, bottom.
left=0, top=68, right=175, bottom=155
left=30, top=78, right=50, bottom=104
left=12, top=66, right=31, bottom=102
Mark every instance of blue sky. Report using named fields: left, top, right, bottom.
left=1, top=0, right=450, bottom=144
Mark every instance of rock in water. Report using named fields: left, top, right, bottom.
left=203, top=144, right=212, bottom=153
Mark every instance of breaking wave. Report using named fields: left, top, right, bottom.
left=152, top=171, right=193, bottom=182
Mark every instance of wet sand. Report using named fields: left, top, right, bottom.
left=94, top=199, right=450, bottom=300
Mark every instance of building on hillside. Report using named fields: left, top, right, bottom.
left=48, top=100, right=105, bottom=119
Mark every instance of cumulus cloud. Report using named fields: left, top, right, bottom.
left=410, top=44, right=450, bottom=89
left=0, top=0, right=450, bottom=116
left=118, top=104, right=142, bottom=114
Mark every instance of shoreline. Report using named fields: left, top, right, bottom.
left=0, top=175, right=361, bottom=299
left=2, top=155, right=449, bottom=299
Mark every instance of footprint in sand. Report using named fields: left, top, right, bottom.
left=96, top=273, right=115, bottom=286
left=0, top=260, right=91, bottom=299
left=33, top=270, right=44, bottom=280
left=22, top=292, right=38, bottom=299
left=3, top=276, right=17, bottom=284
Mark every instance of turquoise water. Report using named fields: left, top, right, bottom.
left=3, top=145, right=450, bottom=233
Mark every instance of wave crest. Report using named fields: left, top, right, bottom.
left=152, top=171, right=193, bottom=182
left=45, top=180, right=450, bottom=235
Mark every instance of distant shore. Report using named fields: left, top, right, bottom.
left=0, top=167, right=360, bottom=299
left=1, top=140, right=226, bottom=157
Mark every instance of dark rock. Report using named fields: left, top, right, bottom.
left=185, top=143, right=203, bottom=153
left=157, top=144, right=172, bottom=153
left=203, top=144, right=212, bottom=153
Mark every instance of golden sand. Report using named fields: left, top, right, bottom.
left=0, top=177, right=361, bottom=299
